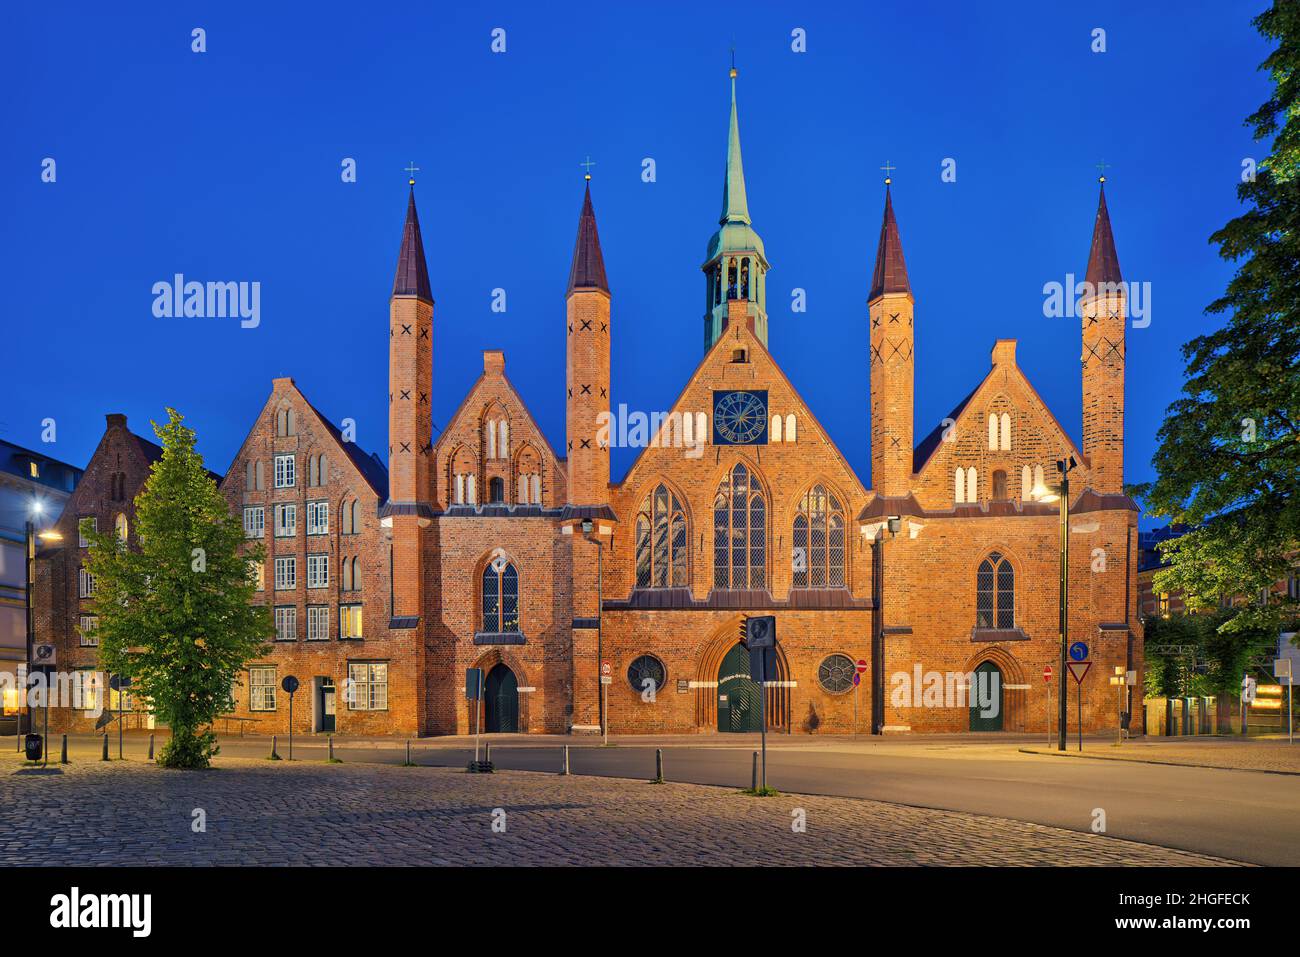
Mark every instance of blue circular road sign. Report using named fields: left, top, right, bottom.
left=1069, top=641, right=1089, bottom=662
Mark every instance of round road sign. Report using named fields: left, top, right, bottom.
left=855, top=658, right=868, bottom=675
left=1043, top=665, right=1053, bottom=683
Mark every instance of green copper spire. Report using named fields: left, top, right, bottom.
left=719, top=72, right=750, bottom=226
left=702, top=61, right=769, bottom=353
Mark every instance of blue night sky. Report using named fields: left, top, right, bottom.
left=2, top=2, right=1272, bottom=526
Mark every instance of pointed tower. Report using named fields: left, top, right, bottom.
left=384, top=183, right=434, bottom=628
left=565, top=179, right=611, bottom=506
left=868, top=181, right=915, bottom=496
left=1079, top=178, right=1125, bottom=495
left=702, top=63, right=769, bottom=352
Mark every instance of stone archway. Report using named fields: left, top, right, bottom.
left=695, top=617, right=790, bottom=732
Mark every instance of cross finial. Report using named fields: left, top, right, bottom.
left=580, top=155, right=596, bottom=181
left=729, top=46, right=737, bottom=79
left=404, top=161, right=420, bottom=186
left=880, top=160, right=896, bottom=186
left=1095, top=159, right=1110, bottom=184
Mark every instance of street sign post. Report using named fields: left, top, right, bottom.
left=601, top=662, right=611, bottom=745
left=109, top=673, right=131, bottom=760
left=1241, top=674, right=1257, bottom=735
left=742, top=616, right=778, bottom=790
left=1066, top=661, right=1090, bottom=752
left=1043, top=664, right=1053, bottom=747
left=466, top=668, right=484, bottom=765
left=1274, top=659, right=1293, bottom=744
left=280, top=676, right=299, bottom=759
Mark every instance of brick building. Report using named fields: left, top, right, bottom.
left=39, top=71, right=1142, bottom=736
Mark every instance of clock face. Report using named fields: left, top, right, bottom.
left=712, top=390, right=768, bottom=445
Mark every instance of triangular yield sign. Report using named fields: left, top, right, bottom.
left=1067, top=661, right=1091, bottom=684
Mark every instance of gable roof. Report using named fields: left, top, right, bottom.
left=431, top=364, right=564, bottom=468
left=300, top=395, right=389, bottom=500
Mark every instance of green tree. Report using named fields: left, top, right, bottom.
left=85, top=409, right=272, bottom=768
left=1136, top=3, right=1300, bottom=638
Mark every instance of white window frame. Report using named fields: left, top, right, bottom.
left=274, top=556, right=296, bottom=591
left=306, top=500, right=329, bottom=535
left=347, top=662, right=387, bottom=711
left=307, top=605, right=329, bottom=641
left=78, top=567, right=95, bottom=598
left=243, top=505, right=265, bottom=538
left=79, top=615, right=99, bottom=647
left=340, top=603, right=363, bottom=640
left=274, top=606, right=297, bottom=642
left=274, top=503, right=297, bottom=538
left=274, top=454, right=296, bottom=489
left=249, top=666, right=277, bottom=711
left=307, top=554, right=329, bottom=589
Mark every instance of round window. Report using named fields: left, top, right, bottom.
left=627, top=654, right=667, bottom=695
left=818, top=654, right=855, bottom=694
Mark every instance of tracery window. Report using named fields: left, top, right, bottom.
left=713, top=463, right=766, bottom=590
left=976, top=551, right=1015, bottom=629
left=482, top=558, right=519, bottom=633
left=792, top=484, right=845, bottom=588
left=634, top=484, right=688, bottom=588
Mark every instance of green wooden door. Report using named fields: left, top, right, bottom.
left=969, top=661, right=1004, bottom=731
left=718, top=643, right=763, bottom=732
left=485, top=664, right=518, bottom=733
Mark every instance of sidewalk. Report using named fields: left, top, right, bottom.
left=1020, top=737, right=1300, bottom=774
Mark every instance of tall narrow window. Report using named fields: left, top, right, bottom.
left=486, top=420, right=497, bottom=459
left=727, top=259, right=738, bottom=300
left=770, top=415, right=782, bottom=443
left=481, top=559, right=520, bottom=633
left=498, top=421, right=509, bottom=458
left=785, top=414, right=796, bottom=442
left=965, top=467, right=978, bottom=504
left=255, top=460, right=264, bottom=491
left=1021, top=465, right=1033, bottom=500
left=114, top=513, right=128, bottom=541
left=713, top=463, right=766, bottom=590
left=999, top=412, right=1011, bottom=451
left=792, top=484, right=846, bottom=588
left=488, top=477, right=505, bottom=503
left=1034, top=464, right=1045, bottom=493
left=955, top=467, right=966, bottom=504
left=988, top=414, right=998, bottom=451
left=976, top=551, right=1015, bottom=629
left=740, top=258, right=751, bottom=300
left=634, top=484, right=688, bottom=588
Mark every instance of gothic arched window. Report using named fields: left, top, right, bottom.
left=713, top=463, right=766, bottom=590
left=482, top=558, right=519, bottom=633
left=792, top=484, right=846, bottom=589
left=634, top=484, right=688, bottom=589
left=976, top=551, right=1015, bottom=629
left=727, top=258, right=738, bottom=300
left=114, top=513, right=128, bottom=542
left=488, top=476, right=505, bottom=504
left=740, top=258, right=751, bottom=300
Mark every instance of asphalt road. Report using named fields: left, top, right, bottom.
left=41, top=734, right=1298, bottom=865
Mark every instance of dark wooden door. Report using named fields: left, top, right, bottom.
left=718, top=643, right=762, bottom=732
left=485, top=664, right=518, bottom=733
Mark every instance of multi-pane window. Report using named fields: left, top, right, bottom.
left=274, top=606, right=297, bottom=642
left=481, top=559, right=520, bottom=632
left=250, top=559, right=264, bottom=591
left=274, top=556, right=296, bottom=590
left=78, top=517, right=96, bottom=548
left=249, top=666, right=276, bottom=711
left=78, top=615, right=99, bottom=647
left=817, top=654, right=855, bottom=694
left=307, top=605, right=329, bottom=641
left=243, top=506, right=265, bottom=538
left=74, top=670, right=101, bottom=712
left=307, top=554, right=329, bottom=589
left=634, top=484, right=688, bottom=589
left=976, top=551, right=1015, bottom=629
left=626, top=654, right=666, bottom=695
left=340, top=604, right=363, bottom=639
left=274, top=503, right=297, bottom=538
left=78, top=567, right=95, bottom=598
left=792, top=484, right=846, bottom=589
left=274, top=454, right=295, bottom=488
left=306, top=500, right=329, bottom=535
left=347, top=662, right=388, bottom=711
left=713, top=463, right=766, bottom=590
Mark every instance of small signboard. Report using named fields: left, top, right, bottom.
left=1066, top=661, right=1091, bottom=684
left=33, top=643, right=57, bottom=667
left=1043, top=665, right=1053, bottom=683
left=746, top=615, right=777, bottom=649
left=601, top=662, right=611, bottom=676
left=600, top=676, right=612, bottom=685
left=465, top=667, right=484, bottom=701
left=281, top=675, right=299, bottom=694
left=1068, top=641, right=1089, bottom=662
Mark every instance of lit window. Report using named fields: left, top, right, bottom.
left=347, top=662, right=387, bottom=711
left=114, top=513, right=128, bottom=541
left=976, top=551, right=1015, bottom=629
left=634, top=484, right=688, bottom=589
left=75, top=671, right=101, bottom=713
left=274, top=606, right=297, bottom=641
left=340, top=604, right=364, bottom=639
left=249, top=667, right=276, bottom=711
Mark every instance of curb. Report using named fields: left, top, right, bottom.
left=1018, top=747, right=1300, bottom=776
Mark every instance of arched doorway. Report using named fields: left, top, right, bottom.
left=718, top=643, right=763, bottom=732
left=969, top=661, right=1004, bottom=731
left=485, top=663, right=518, bottom=733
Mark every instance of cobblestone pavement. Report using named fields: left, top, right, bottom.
left=0, top=753, right=1241, bottom=866
left=1021, top=739, right=1300, bottom=774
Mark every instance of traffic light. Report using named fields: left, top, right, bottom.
left=739, top=618, right=748, bottom=646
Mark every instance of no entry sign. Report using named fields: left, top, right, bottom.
left=855, top=659, right=868, bottom=675
left=1043, top=665, right=1052, bottom=683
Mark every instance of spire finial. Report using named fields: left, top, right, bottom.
left=880, top=160, right=896, bottom=186
left=404, top=161, right=420, bottom=186
left=580, top=155, right=596, bottom=182
left=729, top=46, right=737, bottom=79
left=1095, top=159, right=1110, bottom=184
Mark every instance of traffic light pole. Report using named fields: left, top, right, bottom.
left=1057, top=474, right=1070, bottom=752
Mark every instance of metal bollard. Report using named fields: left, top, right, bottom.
left=148, top=733, right=154, bottom=761
left=751, top=751, right=758, bottom=791
left=654, top=748, right=664, bottom=783
left=406, top=740, right=411, bottom=765
left=561, top=745, right=570, bottom=775
left=101, top=733, right=109, bottom=761
left=270, top=735, right=280, bottom=760
left=328, top=736, right=335, bottom=761
left=60, top=734, right=68, bottom=764
left=485, top=742, right=491, bottom=765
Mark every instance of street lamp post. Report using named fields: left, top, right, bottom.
left=581, top=519, right=605, bottom=743
left=1033, top=457, right=1076, bottom=752
left=23, top=500, right=63, bottom=746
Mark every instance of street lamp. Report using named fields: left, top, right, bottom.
left=24, top=499, right=63, bottom=743
left=1032, top=456, right=1077, bottom=751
